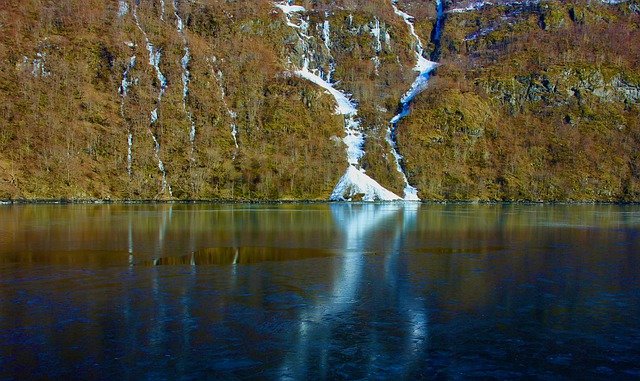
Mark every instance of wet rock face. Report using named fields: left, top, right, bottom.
left=477, top=70, right=640, bottom=113
left=612, top=76, right=640, bottom=103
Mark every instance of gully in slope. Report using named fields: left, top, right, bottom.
left=386, top=0, right=445, bottom=201
left=132, top=1, right=173, bottom=197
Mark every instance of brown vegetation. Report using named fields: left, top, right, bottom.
left=0, top=0, right=638, bottom=201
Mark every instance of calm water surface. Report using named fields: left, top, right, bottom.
left=0, top=203, right=639, bottom=379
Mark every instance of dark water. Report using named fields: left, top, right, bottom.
left=0, top=203, right=639, bottom=380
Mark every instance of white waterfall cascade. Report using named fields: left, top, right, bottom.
left=209, top=56, right=239, bottom=154
left=370, top=17, right=382, bottom=75
left=172, top=0, right=197, bottom=155
left=132, top=1, right=173, bottom=197
left=385, top=0, right=444, bottom=201
left=320, top=13, right=336, bottom=82
left=118, top=50, right=136, bottom=176
left=27, top=50, right=50, bottom=78
left=275, top=1, right=401, bottom=201
left=118, top=0, right=129, bottom=18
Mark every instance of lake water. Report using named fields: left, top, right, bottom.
left=0, top=203, right=639, bottom=379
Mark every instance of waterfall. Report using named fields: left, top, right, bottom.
left=210, top=57, right=240, bottom=154
left=386, top=0, right=446, bottom=201
left=118, top=54, right=136, bottom=176
left=172, top=0, right=197, bottom=157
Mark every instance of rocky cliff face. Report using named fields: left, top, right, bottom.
left=0, top=0, right=638, bottom=201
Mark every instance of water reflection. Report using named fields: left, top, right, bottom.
left=141, top=247, right=334, bottom=266
left=0, top=204, right=639, bottom=379
left=279, top=204, right=427, bottom=378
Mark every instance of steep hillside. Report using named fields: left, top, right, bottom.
left=400, top=0, right=640, bottom=201
left=0, top=0, right=638, bottom=201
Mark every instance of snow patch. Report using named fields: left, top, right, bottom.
left=275, top=2, right=307, bottom=29
left=331, top=166, right=401, bottom=201
left=25, top=52, right=50, bottom=78
left=118, top=0, right=129, bottom=17
left=448, top=1, right=492, bottom=13
left=294, top=68, right=357, bottom=115
left=274, top=2, right=306, bottom=14
left=371, top=18, right=382, bottom=53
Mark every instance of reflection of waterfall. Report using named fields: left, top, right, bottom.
left=279, top=203, right=428, bottom=378
left=327, top=204, right=397, bottom=307
left=383, top=203, right=429, bottom=364
left=128, top=211, right=134, bottom=266
left=152, top=205, right=173, bottom=264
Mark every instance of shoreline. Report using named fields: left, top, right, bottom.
left=1, top=199, right=639, bottom=206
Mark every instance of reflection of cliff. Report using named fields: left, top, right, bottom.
left=406, top=204, right=640, bottom=316
left=0, top=204, right=638, bottom=327
left=143, top=246, right=334, bottom=266
left=0, top=204, right=340, bottom=263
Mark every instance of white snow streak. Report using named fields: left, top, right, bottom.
left=119, top=56, right=136, bottom=97
left=274, top=2, right=308, bottom=29
left=295, top=68, right=357, bottom=115
left=448, top=1, right=492, bottom=13
left=127, top=133, right=133, bottom=175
